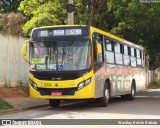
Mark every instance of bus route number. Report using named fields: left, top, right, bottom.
left=39, top=30, right=48, bottom=37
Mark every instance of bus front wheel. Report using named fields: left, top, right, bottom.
left=49, top=99, right=60, bottom=107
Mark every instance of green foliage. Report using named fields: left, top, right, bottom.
left=107, top=0, right=160, bottom=69
left=0, top=98, right=13, bottom=111
left=18, top=0, right=67, bottom=36
left=0, top=0, right=22, bottom=12
left=19, top=0, right=109, bottom=36
left=151, top=80, right=160, bottom=88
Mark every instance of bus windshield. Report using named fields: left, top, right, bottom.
left=30, top=40, right=91, bottom=71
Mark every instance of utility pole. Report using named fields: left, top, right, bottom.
left=67, top=0, right=74, bottom=25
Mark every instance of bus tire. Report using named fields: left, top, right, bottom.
left=126, top=85, right=136, bottom=101
left=49, top=99, right=60, bottom=107
left=98, top=84, right=110, bottom=107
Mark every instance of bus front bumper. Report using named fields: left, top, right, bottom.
left=29, top=83, right=94, bottom=100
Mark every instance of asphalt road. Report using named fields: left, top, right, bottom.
left=1, top=89, right=160, bottom=128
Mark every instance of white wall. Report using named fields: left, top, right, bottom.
left=0, top=34, right=29, bottom=87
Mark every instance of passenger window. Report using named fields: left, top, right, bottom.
left=131, top=48, right=134, bottom=57
left=115, top=53, right=123, bottom=64
left=115, top=42, right=123, bottom=65
left=130, top=48, right=136, bottom=67
left=141, top=51, right=144, bottom=67
left=124, top=45, right=128, bottom=55
left=123, top=45, right=130, bottom=66
left=131, top=57, right=136, bottom=67
left=134, top=49, right=137, bottom=57
left=137, top=49, right=142, bottom=66
left=120, top=44, right=124, bottom=54
left=115, top=43, right=120, bottom=53
left=128, top=47, right=131, bottom=56
left=105, top=51, right=115, bottom=64
left=105, top=39, right=115, bottom=64
left=105, top=39, right=114, bottom=51
left=96, top=41, right=103, bottom=63
left=137, top=49, right=140, bottom=58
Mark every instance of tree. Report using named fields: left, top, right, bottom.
left=18, top=0, right=110, bottom=35
left=74, top=0, right=107, bottom=26
left=107, top=0, right=160, bottom=69
left=18, top=0, right=67, bottom=36
left=0, top=0, right=22, bottom=12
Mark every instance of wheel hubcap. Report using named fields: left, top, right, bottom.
left=105, top=89, right=109, bottom=102
left=132, top=87, right=135, bottom=97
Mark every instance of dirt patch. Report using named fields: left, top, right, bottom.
left=147, top=84, right=160, bottom=89
left=0, top=86, right=29, bottom=98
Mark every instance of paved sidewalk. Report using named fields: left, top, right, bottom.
left=0, top=97, right=49, bottom=115
left=0, top=87, right=49, bottom=115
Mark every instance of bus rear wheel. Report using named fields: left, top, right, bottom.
left=126, top=85, right=136, bottom=100
left=49, top=99, right=60, bottom=107
left=98, top=85, right=110, bottom=107
left=121, top=83, right=136, bottom=101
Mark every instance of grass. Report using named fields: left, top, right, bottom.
left=0, top=98, right=14, bottom=111
left=150, top=80, right=160, bottom=88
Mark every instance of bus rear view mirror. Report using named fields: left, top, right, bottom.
left=22, top=44, right=27, bottom=56
left=22, top=40, right=30, bottom=63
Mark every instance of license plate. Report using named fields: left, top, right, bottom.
left=51, top=92, right=62, bottom=96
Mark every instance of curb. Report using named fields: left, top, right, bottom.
left=0, top=104, right=49, bottom=116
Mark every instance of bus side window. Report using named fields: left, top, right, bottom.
left=141, top=51, right=144, bottom=67
left=137, top=49, right=142, bottom=66
left=96, top=41, right=103, bottom=62
left=93, top=40, right=103, bottom=63
left=131, top=47, right=136, bottom=67
left=128, top=47, right=131, bottom=56
left=123, top=45, right=130, bottom=66
left=115, top=42, right=123, bottom=65
left=105, top=39, right=115, bottom=64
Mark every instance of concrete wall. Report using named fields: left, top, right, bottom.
left=0, top=34, right=29, bottom=87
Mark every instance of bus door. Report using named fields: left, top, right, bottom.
left=93, top=38, right=104, bottom=98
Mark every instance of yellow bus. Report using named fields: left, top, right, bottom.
left=22, top=25, right=146, bottom=107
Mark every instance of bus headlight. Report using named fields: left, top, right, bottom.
left=77, top=78, right=91, bottom=90
left=30, top=80, right=38, bottom=90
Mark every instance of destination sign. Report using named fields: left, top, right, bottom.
left=38, top=28, right=82, bottom=37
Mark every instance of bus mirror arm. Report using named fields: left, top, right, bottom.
left=22, top=40, right=30, bottom=63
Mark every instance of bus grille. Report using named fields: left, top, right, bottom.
left=34, top=73, right=80, bottom=80
left=37, top=87, right=77, bottom=96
